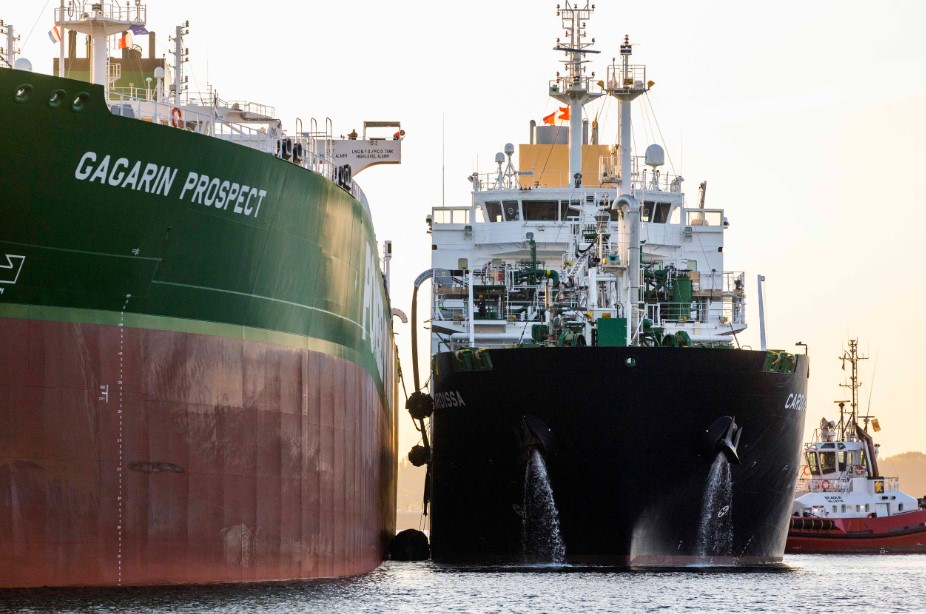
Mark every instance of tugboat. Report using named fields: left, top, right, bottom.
left=406, top=1, right=809, bottom=567
left=787, top=340, right=926, bottom=554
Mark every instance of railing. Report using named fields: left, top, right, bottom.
left=55, top=1, right=146, bottom=26
left=795, top=476, right=900, bottom=494
left=103, top=90, right=370, bottom=215
left=645, top=298, right=743, bottom=327
left=604, top=63, right=648, bottom=92
left=722, top=271, right=745, bottom=294
left=187, top=92, right=276, bottom=120
left=106, top=90, right=214, bottom=135
left=473, top=155, right=682, bottom=192
left=685, top=209, right=723, bottom=227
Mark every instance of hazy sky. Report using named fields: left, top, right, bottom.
left=7, top=1, right=926, bottom=456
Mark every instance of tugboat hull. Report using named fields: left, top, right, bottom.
left=786, top=510, right=926, bottom=554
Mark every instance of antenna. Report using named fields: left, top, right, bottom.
left=865, top=351, right=878, bottom=417
left=441, top=113, right=445, bottom=207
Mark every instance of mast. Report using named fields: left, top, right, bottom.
left=1, top=20, right=20, bottom=68
left=54, top=1, right=147, bottom=88
left=549, top=2, right=602, bottom=187
left=170, top=21, right=190, bottom=105
left=605, top=35, right=650, bottom=343
left=839, top=339, right=869, bottom=431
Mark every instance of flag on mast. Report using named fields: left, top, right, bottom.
left=542, top=112, right=556, bottom=125
left=48, top=26, right=62, bottom=43
left=558, top=106, right=570, bottom=121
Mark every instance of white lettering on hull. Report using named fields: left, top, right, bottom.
left=74, top=151, right=268, bottom=218
left=433, top=391, right=466, bottom=409
left=785, top=393, right=807, bottom=411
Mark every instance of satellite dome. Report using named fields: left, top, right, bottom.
left=13, top=57, right=33, bottom=72
left=153, top=66, right=165, bottom=79
left=645, top=144, right=665, bottom=168
left=504, top=143, right=515, bottom=156
left=495, top=152, right=505, bottom=164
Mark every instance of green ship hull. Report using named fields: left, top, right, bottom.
left=0, top=68, right=398, bottom=586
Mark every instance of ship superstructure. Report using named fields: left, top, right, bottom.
left=429, top=20, right=742, bottom=353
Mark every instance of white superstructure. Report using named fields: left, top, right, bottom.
left=429, top=2, right=745, bottom=355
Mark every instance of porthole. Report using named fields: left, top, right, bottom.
left=14, top=84, right=33, bottom=103
left=48, top=88, right=67, bottom=108
left=72, top=92, right=90, bottom=112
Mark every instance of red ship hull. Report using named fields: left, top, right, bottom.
left=786, top=510, right=926, bottom=554
left=0, top=317, right=396, bottom=587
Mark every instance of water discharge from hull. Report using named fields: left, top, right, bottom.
left=696, top=453, right=733, bottom=559
left=522, top=449, right=566, bottom=563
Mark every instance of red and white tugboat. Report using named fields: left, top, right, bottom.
left=787, top=340, right=926, bottom=553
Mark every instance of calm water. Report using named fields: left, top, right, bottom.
left=1, top=556, right=924, bottom=613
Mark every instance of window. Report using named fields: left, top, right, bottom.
left=502, top=200, right=520, bottom=221
left=433, top=209, right=469, bottom=224
left=654, top=202, right=671, bottom=223
left=560, top=200, right=579, bottom=221
left=485, top=201, right=503, bottom=222
left=837, top=451, right=846, bottom=472
left=806, top=452, right=820, bottom=476
left=819, top=451, right=836, bottom=474
left=523, top=200, right=557, bottom=221
left=899, top=503, right=904, bottom=511
left=642, top=201, right=654, bottom=222
left=642, top=201, right=671, bottom=223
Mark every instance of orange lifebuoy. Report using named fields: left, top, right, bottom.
left=171, top=107, right=182, bottom=128
left=854, top=465, right=866, bottom=477
left=821, top=479, right=831, bottom=491
left=802, top=465, right=811, bottom=477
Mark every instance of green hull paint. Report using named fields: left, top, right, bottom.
left=0, top=68, right=394, bottom=402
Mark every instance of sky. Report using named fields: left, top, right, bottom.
left=7, top=1, right=926, bottom=457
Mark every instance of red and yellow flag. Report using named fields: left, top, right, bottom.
left=542, top=112, right=556, bottom=125
left=558, top=106, right=570, bottom=121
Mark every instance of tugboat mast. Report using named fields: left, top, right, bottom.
left=549, top=1, right=602, bottom=186
left=839, top=339, right=869, bottom=434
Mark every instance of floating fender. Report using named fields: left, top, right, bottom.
left=389, top=529, right=430, bottom=561
left=701, top=415, right=743, bottom=464
left=408, top=444, right=429, bottom=467
left=519, top=415, right=555, bottom=457
left=406, top=390, right=434, bottom=420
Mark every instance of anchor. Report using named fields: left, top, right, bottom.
left=701, top=416, right=743, bottom=464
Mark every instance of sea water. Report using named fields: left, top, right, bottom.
left=2, top=555, right=924, bottom=613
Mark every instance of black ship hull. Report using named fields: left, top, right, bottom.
left=430, top=347, right=808, bottom=566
